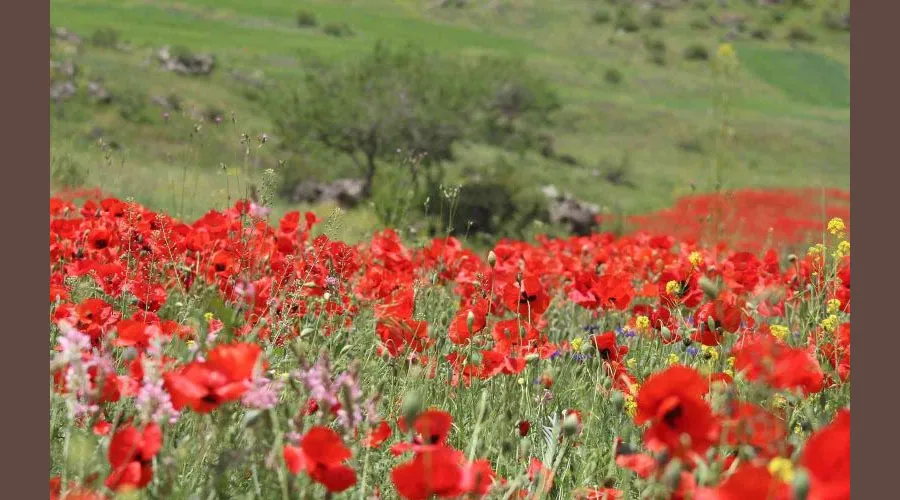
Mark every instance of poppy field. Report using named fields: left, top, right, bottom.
left=50, top=188, right=850, bottom=500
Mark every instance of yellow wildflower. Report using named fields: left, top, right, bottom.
left=820, top=314, right=839, bottom=333
left=827, top=217, right=846, bottom=237
left=772, top=394, right=787, bottom=409
left=827, top=299, right=842, bottom=315
left=203, top=312, right=214, bottom=322
left=667, top=353, right=680, bottom=366
left=689, top=251, right=703, bottom=268
left=724, top=369, right=734, bottom=377
left=717, top=43, right=736, bottom=61
left=770, top=325, right=790, bottom=341
left=768, top=457, right=795, bottom=483
left=571, top=337, right=584, bottom=353
left=665, top=280, right=680, bottom=296
left=625, top=395, right=637, bottom=417
left=807, top=243, right=826, bottom=256
left=626, top=358, right=637, bottom=369
left=635, top=315, right=650, bottom=332
left=726, top=356, right=735, bottom=368
left=834, top=240, right=850, bottom=259
left=700, top=345, right=719, bottom=362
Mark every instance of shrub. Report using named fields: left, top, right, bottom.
left=268, top=43, right=560, bottom=198
left=323, top=22, right=354, bottom=37
left=822, top=11, right=850, bottom=32
left=117, top=89, right=154, bottom=124
left=645, top=11, right=665, bottom=29
left=592, top=10, right=612, bottom=25
left=604, top=67, right=623, bottom=85
left=751, top=27, right=772, bottom=40
left=644, top=37, right=666, bottom=53
left=786, top=25, right=816, bottom=43
left=615, top=9, right=641, bottom=33
left=771, top=10, right=787, bottom=24
left=683, top=43, right=710, bottom=61
left=296, top=10, right=318, bottom=28
left=90, top=27, right=120, bottom=48
left=649, top=52, right=667, bottom=66
left=689, top=18, right=710, bottom=30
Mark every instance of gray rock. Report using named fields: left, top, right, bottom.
left=150, top=94, right=182, bottom=111
left=541, top=185, right=600, bottom=236
left=291, top=179, right=367, bottom=208
left=51, top=26, right=83, bottom=45
left=86, top=81, right=113, bottom=104
left=50, top=60, right=77, bottom=80
left=156, top=46, right=216, bottom=76
left=50, top=81, right=77, bottom=103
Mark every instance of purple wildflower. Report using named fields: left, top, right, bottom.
left=242, top=377, right=283, bottom=410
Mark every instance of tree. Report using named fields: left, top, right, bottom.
left=270, top=42, right=560, bottom=198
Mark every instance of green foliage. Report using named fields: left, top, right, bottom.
left=644, top=11, right=665, bottom=29
left=89, top=27, right=119, bottom=48
left=51, top=152, right=88, bottom=188
left=683, top=43, right=710, bottom=61
left=295, top=9, right=318, bottom=27
left=604, top=67, right=623, bottom=85
left=591, top=10, right=612, bottom=25
left=117, top=89, right=155, bottom=124
left=269, top=42, right=559, bottom=198
left=786, top=25, right=816, bottom=43
left=438, top=157, right=549, bottom=239
left=737, top=46, right=849, bottom=108
left=323, top=21, right=354, bottom=37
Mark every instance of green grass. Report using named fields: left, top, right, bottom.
left=736, top=44, right=850, bottom=108
left=50, top=0, right=850, bottom=239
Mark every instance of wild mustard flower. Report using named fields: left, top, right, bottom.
left=571, top=337, right=584, bottom=353
left=625, top=394, right=637, bottom=417
left=821, top=314, right=839, bottom=333
left=716, top=43, right=736, bottom=61
left=827, top=217, right=846, bottom=237
left=834, top=240, right=850, bottom=259
left=827, top=299, right=842, bottom=315
left=665, top=280, right=680, bottom=295
left=807, top=243, right=826, bottom=256
left=203, top=312, right=214, bottom=322
left=626, top=358, right=637, bottom=369
left=770, top=325, right=790, bottom=341
left=700, top=345, right=719, bottom=362
left=667, top=353, right=680, bottom=365
left=689, top=251, right=702, bottom=267
left=635, top=315, right=650, bottom=332
left=768, top=457, right=795, bottom=483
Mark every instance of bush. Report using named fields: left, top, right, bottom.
left=296, top=10, right=318, bottom=28
left=649, top=52, right=667, bottom=66
left=439, top=158, right=549, bottom=238
left=689, top=18, right=710, bottom=30
left=615, top=9, right=641, bottom=33
left=90, top=27, right=120, bottom=48
left=323, top=22, right=354, bottom=37
left=268, top=43, right=560, bottom=198
left=786, top=25, right=816, bottom=43
left=644, top=37, right=666, bottom=53
left=645, top=11, right=665, bottom=29
left=604, top=68, right=623, bottom=85
left=117, top=89, right=154, bottom=124
left=683, top=43, right=710, bottom=61
left=771, top=11, right=787, bottom=24
left=751, top=27, right=772, bottom=40
left=822, top=11, right=850, bottom=32
left=592, top=10, right=612, bottom=25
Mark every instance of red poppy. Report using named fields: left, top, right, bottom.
left=693, top=298, right=744, bottom=346
left=391, top=446, right=465, bottom=499
left=733, top=335, right=824, bottom=395
left=104, top=423, right=163, bottom=491
left=363, top=421, right=392, bottom=449
left=635, top=365, right=718, bottom=461
left=502, top=275, right=550, bottom=318
left=591, top=331, right=629, bottom=363
left=573, top=487, right=623, bottom=500
left=283, top=426, right=357, bottom=493
left=800, top=409, right=850, bottom=500
left=163, top=343, right=261, bottom=413
left=720, top=402, right=788, bottom=459
left=517, top=420, right=531, bottom=437
left=694, top=464, right=791, bottom=500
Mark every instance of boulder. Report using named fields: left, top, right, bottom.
left=50, top=81, right=77, bottom=103
left=541, top=185, right=600, bottom=236
left=86, top=81, right=113, bottom=104
left=156, top=46, right=215, bottom=76
left=150, top=94, right=182, bottom=111
left=291, top=179, right=367, bottom=208
left=51, top=26, right=83, bottom=45
left=50, top=60, right=77, bottom=80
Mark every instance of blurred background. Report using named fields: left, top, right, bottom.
left=50, top=0, right=850, bottom=248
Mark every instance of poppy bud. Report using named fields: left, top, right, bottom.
left=788, top=254, right=798, bottom=263
left=401, top=391, right=423, bottom=426
left=707, top=316, right=718, bottom=333
left=610, top=391, right=625, bottom=412
left=466, top=310, right=475, bottom=334
left=793, top=469, right=810, bottom=500
left=562, top=413, right=581, bottom=437
left=662, top=459, right=684, bottom=490
left=682, top=336, right=693, bottom=347
left=699, top=276, right=719, bottom=299
left=526, top=353, right=541, bottom=363
left=517, top=420, right=531, bottom=437
left=488, top=251, right=497, bottom=267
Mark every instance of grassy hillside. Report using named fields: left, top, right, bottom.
left=50, top=0, right=850, bottom=241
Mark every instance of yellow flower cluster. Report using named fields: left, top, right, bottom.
left=665, top=280, right=680, bottom=296
left=700, top=345, right=719, bottom=362
left=770, top=325, right=790, bottom=341
left=827, top=299, right=842, bottom=315
left=821, top=314, right=839, bottom=333
left=667, top=353, right=680, bottom=365
left=827, top=217, right=846, bottom=238
left=716, top=43, right=736, bottom=61
left=768, top=457, right=795, bottom=483
left=203, top=312, right=215, bottom=322
left=834, top=240, right=850, bottom=259
left=625, top=394, right=637, bottom=417
left=626, top=358, right=637, bottom=369
left=635, top=315, right=651, bottom=332
left=571, top=337, right=584, bottom=353
left=807, top=243, right=826, bottom=256
left=689, top=251, right=703, bottom=268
